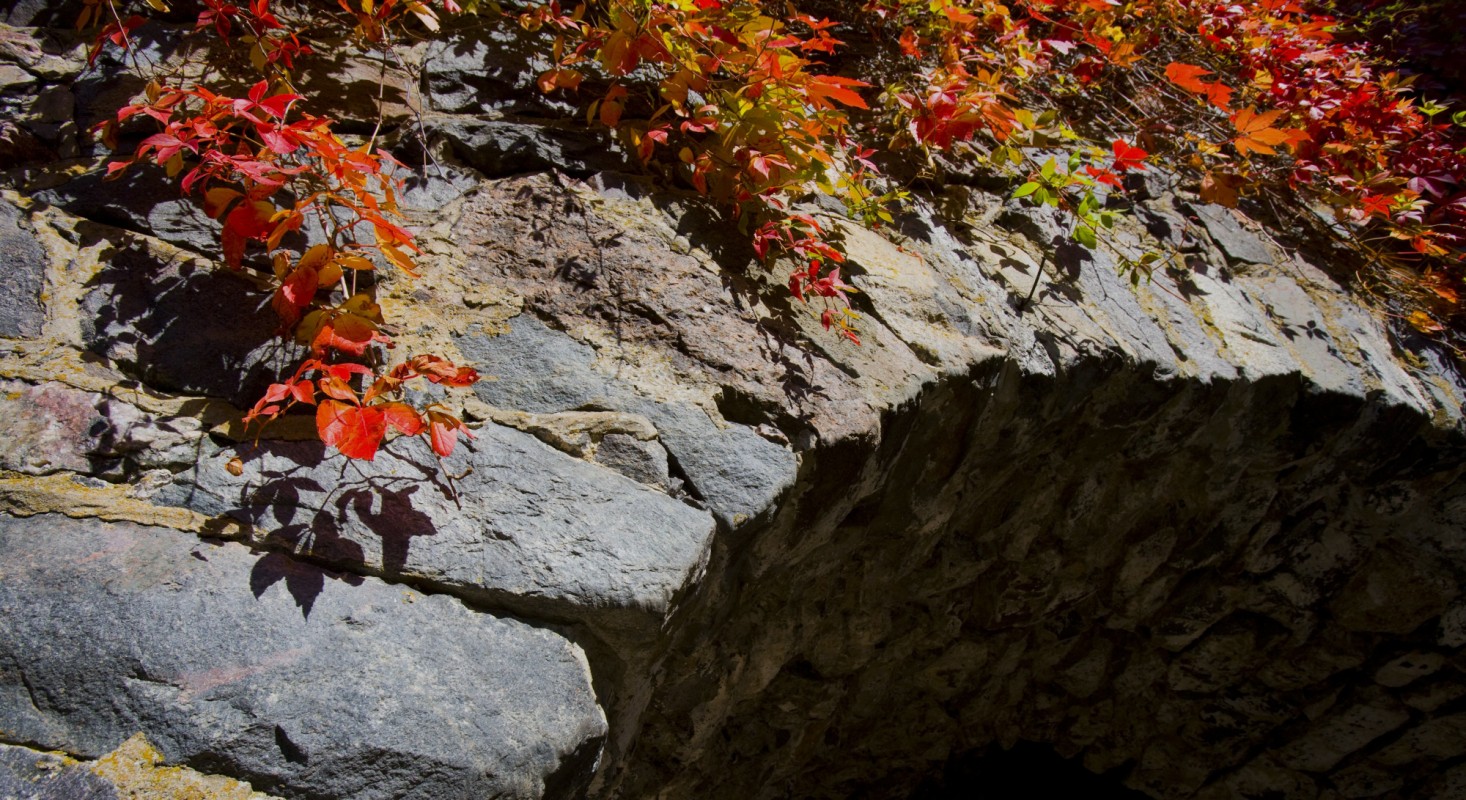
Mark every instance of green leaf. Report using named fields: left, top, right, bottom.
left=1073, top=223, right=1098, bottom=249
left=1013, top=181, right=1041, bottom=199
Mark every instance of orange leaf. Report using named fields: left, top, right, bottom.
left=1165, top=62, right=1211, bottom=89
left=379, top=242, right=419, bottom=276
left=378, top=401, right=425, bottom=436
left=806, top=75, right=870, bottom=110
left=409, top=354, right=480, bottom=386
left=361, top=376, right=399, bottom=404
left=317, top=399, right=387, bottom=460
left=1165, top=61, right=1233, bottom=109
left=1231, top=106, right=1290, bottom=156
left=319, top=374, right=358, bottom=402
left=1199, top=170, right=1245, bottom=207
left=310, top=312, right=384, bottom=357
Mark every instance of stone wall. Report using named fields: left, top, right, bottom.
left=2, top=10, right=1465, bottom=800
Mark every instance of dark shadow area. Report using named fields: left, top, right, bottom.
left=74, top=232, right=302, bottom=406
left=432, top=117, right=632, bottom=179
left=909, top=742, right=1148, bottom=799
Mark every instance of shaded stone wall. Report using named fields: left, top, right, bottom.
left=1, top=10, right=1465, bottom=800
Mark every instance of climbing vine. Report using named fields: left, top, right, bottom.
left=78, top=0, right=1466, bottom=459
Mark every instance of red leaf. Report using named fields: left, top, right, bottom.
left=426, top=408, right=473, bottom=458
left=280, top=264, right=318, bottom=308
left=1111, top=139, right=1148, bottom=172
left=290, top=380, right=316, bottom=405
left=408, top=355, right=480, bottom=386
left=316, top=399, right=386, bottom=460
left=1085, top=165, right=1122, bottom=188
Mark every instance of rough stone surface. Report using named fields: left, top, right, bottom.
left=32, top=168, right=303, bottom=259
left=0, top=379, right=208, bottom=478
left=454, top=313, right=798, bottom=528
left=0, top=744, right=117, bottom=800
left=0, top=513, right=607, bottom=800
left=432, top=118, right=632, bottom=178
left=592, top=433, right=672, bottom=489
left=1189, top=203, right=1277, bottom=265
left=0, top=736, right=281, bottom=800
left=422, top=27, right=564, bottom=117
left=0, top=198, right=45, bottom=338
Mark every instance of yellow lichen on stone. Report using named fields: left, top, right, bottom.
left=90, top=734, right=279, bottom=800
left=0, top=471, right=249, bottom=538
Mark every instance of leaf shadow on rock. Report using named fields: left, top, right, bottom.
left=73, top=227, right=303, bottom=406
left=224, top=440, right=451, bottom=600
left=291, top=48, right=414, bottom=135
left=249, top=552, right=328, bottom=620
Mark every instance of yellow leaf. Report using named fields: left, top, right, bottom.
left=335, top=255, right=376, bottom=271
left=1408, top=310, right=1444, bottom=334
left=408, top=3, right=440, bottom=31
left=298, top=244, right=332, bottom=272
left=317, top=261, right=343, bottom=288
left=341, top=293, right=384, bottom=323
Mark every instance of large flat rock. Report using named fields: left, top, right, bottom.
left=0, top=513, right=607, bottom=800
left=155, top=423, right=717, bottom=637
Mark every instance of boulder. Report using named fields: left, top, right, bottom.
left=0, top=513, right=607, bottom=800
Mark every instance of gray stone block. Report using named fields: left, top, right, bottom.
left=0, top=513, right=607, bottom=800
left=422, top=27, right=560, bottom=117
left=455, top=316, right=797, bottom=527
left=593, top=433, right=671, bottom=489
left=0, top=199, right=45, bottom=339
left=432, top=119, right=628, bottom=178
left=1190, top=203, right=1276, bottom=265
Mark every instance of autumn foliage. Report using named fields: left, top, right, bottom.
left=80, top=0, right=1466, bottom=460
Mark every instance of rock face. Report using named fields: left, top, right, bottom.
left=2, top=13, right=1466, bottom=800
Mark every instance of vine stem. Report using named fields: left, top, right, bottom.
left=1020, top=250, right=1048, bottom=314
